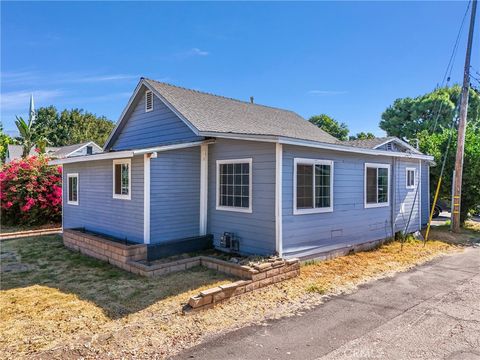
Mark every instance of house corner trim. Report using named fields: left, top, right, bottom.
left=200, top=143, right=209, bottom=235
left=275, top=143, right=283, bottom=257
left=144, top=154, right=151, bottom=244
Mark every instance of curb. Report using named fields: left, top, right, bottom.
left=0, top=228, right=63, bottom=241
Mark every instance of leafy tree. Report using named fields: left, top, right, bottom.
left=380, top=85, right=480, bottom=140
left=0, top=122, right=15, bottom=163
left=15, top=116, right=49, bottom=157
left=308, top=114, right=349, bottom=141
left=349, top=132, right=376, bottom=140
left=419, top=122, right=480, bottom=224
left=33, top=107, right=115, bottom=147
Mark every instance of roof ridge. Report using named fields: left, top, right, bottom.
left=142, top=77, right=302, bottom=116
left=343, top=136, right=393, bottom=143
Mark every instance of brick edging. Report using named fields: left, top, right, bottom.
left=62, top=228, right=301, bottom=311
left=185, top=258, right=300, bottom=312
left=63, top=229, right=147, bottom=272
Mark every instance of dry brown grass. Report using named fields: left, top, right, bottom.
left=465, top=219, right=480, bottom=232
left=0, top=232, right=465, bottom=359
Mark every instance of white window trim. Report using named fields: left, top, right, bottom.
left=364, top=162, right=390, bottom=209
left=67, top=173, right=79, bottom=205
left=406, top=167, right=416, bottom=189
left=113, top=158, right=132, bottom=200
left=145, top=90, right=153, bottom=112
left=216, top=158, right=253, bottom=214
left=293, top=158, right=334, bottom=215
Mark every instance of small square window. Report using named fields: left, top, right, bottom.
left=67, top=173, right=79, bottom=205
left=406, top=168, right=416, bottom=189
left=113, top=159, right=131, bottom=200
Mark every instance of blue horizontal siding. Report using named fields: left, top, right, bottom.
left=421, top=162, right=430, bottom=225
left=393, top=159, right=421, bottom=234
left=112, top=86, right=203, bottom=150
left=282, top=145, right=395, bottom=256
left=207, top=139, right=276, bottom=256
left=150, top=147, right=201, bottom=243
left=63, top=156, right=144, bottom=243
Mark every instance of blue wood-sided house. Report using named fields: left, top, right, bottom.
left=53, top=78, right=433, bottom=259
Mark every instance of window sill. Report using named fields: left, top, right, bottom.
left=293, top=207, right=333, bottom=215
left=216, top=205, right=252, bottom=214
left=113, top=194, right=131, bottom=200
left=67, top=201, right=79, bottom=206
left=365, top=202, right=389, bottom=209
left=406, top=186, right=415, bottom=190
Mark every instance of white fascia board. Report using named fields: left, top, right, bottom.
left=132, top=140, right=214, bottom=155
left=103, top=79, right=202, bottom=151
left=50, top=140, right=215, bottom=165
left=373, top=137, right=421, bottom=154
left=199, top=131, right=279, bottom=143
left=103, top=80, right=144, bottom=151
left=144, top=81, right=201, bottom=137
left=279, top=137, right=434, bottom=161
left=199, top=132, right=434, bottom=161
left=49, top=150, right=134, bottom=165
left=65, top=141, right=102, bottom=158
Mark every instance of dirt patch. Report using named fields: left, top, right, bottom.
left=0, top=232, right=465, bottom=359
left=424, top=220, right=480, bottom=245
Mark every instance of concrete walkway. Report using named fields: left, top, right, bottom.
left=174, top=247, right=480, bottom=360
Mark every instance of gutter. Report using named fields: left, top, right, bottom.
left=49, top=140, right=214, bottom=165
left=199, top=132, right=435, bottom=162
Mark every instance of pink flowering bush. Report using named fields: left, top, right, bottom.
left=1, top=155, right=62, bottom=226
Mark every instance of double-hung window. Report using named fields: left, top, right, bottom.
left=216, top=158, right=252, bottom=213
left=113, top=159, right=131, bottom=200
left=294, top=158, right=333, bottom=214
left=67, top=173, right=79, bottom=205
left=365, top=163, right=390, bottom=208
left=406, top=167, right=416, bottom=189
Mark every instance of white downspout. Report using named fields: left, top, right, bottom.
left=275, top=143, right=283, bottom=257
left=143, top=154, right=151, bottom=244
left=418, top=159, right=422, bottom=230
left=199, top=143, right=209, bottom=235
left=391, top=158, right=396, bottom=239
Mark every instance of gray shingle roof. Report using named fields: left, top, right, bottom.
left=50, top=142, right=91, bottom=158
left=7, top=142, right=99, bottom=163
left=144, top=78, right=339, bottom=144
left=342, top=137, right=396, bottom=149
left=6, top=145, right=59, bottom=162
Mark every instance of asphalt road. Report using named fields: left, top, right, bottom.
left=174, top=247, right=480, bottom=360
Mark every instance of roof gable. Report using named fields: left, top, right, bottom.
left=342, top=136, right=421, bottom=154
left=51, top=141, right=102, bottom=158
left=108, top=85, right=202, bottom=151
left=104, top=78, right=338, bottom=150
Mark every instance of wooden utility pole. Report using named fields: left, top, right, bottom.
left=452, top=0, right=477, bottom=232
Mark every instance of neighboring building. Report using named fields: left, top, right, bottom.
left=52, top=78, right=433, bottom=259
left=6, top=142, right=102, bottom=163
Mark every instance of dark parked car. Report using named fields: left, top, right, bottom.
left=431, top=199, right=451, bottom=218
left=432, top=204, right=442, bottom=218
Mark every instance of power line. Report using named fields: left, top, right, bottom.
left=430, top=1, right=472, bottom=133
left=424, top=103, right=460, bottom=243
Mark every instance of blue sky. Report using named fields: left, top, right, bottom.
left=1, top=1, right=478, bottom=137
